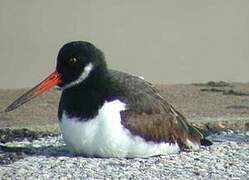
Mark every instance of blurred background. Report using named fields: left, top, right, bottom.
left=0, top=0, right=249, bottom=88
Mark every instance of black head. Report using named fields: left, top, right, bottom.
left=56, top=41, right=107, bottom=88
left=4, top=41, right=107, bottom=112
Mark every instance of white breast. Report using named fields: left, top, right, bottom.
left=59, top=100, right=180, bottom=158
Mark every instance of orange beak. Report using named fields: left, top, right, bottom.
left=5, top=71, right=62, bottom=112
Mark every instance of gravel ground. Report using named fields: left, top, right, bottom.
left=1, top=82, right=249, bottom=179
left=0, top=131, right=249, bottom=179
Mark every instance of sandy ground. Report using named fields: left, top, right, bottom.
left=1, top=82, right=249, bottom=130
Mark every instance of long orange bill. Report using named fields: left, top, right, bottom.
left=5, top=71, right=62, bottom=112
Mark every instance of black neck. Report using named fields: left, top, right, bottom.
left=58, top=67, right=116, bottom=120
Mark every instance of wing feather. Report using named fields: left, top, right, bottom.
left=108, top=70, right=207, bottom=149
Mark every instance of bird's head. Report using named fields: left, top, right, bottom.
left=5, top=41, right=106, bottom=112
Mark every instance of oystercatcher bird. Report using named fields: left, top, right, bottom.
left=5, top=41, right=211, bottom=157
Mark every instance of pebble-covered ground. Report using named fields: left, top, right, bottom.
left=1, top=82, right=249, bottom=179
left=0, top=131, right=249, bottom=179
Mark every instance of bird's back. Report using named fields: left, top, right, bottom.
left=107, top=69, right=211, bottom=149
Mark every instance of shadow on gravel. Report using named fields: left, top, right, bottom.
left=0, top=128, right=59, bottom=143
left=0, top=128, right=69, bottom=165
left=0, top=143, right=116, bottom=165
left=0, top=144, right=73, bottom=165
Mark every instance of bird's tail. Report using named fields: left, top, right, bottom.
left=169, top=105, right=212, bottom=149
left=188, top=124, right=212, bottom=146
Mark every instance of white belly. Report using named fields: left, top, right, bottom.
left=59, top=100, right=180, bottom=158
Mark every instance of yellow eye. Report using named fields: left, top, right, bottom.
left=68, top=58, right=77, bottom=65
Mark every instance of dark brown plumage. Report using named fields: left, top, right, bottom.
left=108, top=70, right=211, bottom=149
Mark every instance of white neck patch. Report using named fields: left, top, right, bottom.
left=63, top=62, right=93, bottom=90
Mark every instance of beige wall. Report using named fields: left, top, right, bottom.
left=0, top=0, right=249, bottom=88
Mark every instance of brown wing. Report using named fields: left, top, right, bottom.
left=121, top=105, right=204, bottom=149
left=109, top=69, right=204, bottom=149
